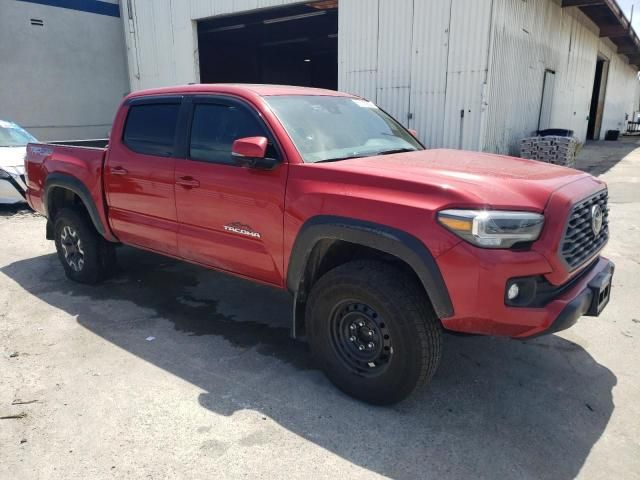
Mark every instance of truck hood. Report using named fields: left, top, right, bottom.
left=318, top=149, right=595, bottom=211
left=0, top=146, right=27, bottom=171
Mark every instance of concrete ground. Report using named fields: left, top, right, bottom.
left=1, top=140, right=639, bottom=480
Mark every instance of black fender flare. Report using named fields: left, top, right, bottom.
left=44, top=172, right=108, bottom=238
left=287, top=216, right=454, bottom=334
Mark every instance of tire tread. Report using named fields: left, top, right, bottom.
left=306, top=259, right=442, bottom=404
left=53, top=207, right=115, bottom=284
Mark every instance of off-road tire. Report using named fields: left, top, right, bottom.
left=53, top=207, right=116, bottom=284
left=306, top=260, right=442, bottom=405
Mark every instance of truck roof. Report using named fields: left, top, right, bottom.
left=125, top=83, right=356, bottom=100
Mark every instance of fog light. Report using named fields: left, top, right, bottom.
left=507, top=283, right=520, bottom=300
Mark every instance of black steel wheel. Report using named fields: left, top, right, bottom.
left=306, top=260, right=442, bottom=405
left=329, top=301, right=393, bottom=377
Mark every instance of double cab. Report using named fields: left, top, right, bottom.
left=25, top=84, right=614, bottom=404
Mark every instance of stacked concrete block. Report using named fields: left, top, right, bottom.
left=520, top=135, right=579, bottom=168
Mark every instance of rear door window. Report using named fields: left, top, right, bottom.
left=123, top=103, right=181, bottom=157
left=189, top=103, right=275, bottom=165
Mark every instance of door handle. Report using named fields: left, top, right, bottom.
left=176, top=176, right=200, bottom=189
left=110, top=166, right=128, bottom=175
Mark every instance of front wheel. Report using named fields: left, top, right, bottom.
left=54, top=207, right=116, bottom=284
left=306, top=260, right=442, bottom=405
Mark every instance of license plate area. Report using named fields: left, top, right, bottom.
left=587, top=271, right=612, bottom=316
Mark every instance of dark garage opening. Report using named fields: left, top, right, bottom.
left=197, top=1, right=338, bottom=89
left=587, top=57, right=609, bottom=140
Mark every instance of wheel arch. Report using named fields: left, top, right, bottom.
left=287, top=216, right=453, bottom=338
left=44, top=173, right=108, bottom=240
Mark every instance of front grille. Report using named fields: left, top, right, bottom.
left=561, top=189, right=609, bottom=270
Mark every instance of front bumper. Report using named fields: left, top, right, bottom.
left=437, top=239, right=615, bottom=337
left=527, top=258, right=613, bottom=338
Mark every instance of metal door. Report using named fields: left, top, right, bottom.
left=538, top=69, right=556, bottom=131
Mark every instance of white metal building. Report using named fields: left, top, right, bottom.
left=120, top=0, right=640, bottom=154
left=0, top=0, right=129, bottom=140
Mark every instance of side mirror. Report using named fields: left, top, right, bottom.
left=231, top=136, right=278, bottom=170
left=408, top=129, right=419, bottom=139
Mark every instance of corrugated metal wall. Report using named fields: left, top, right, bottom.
left=121, top=0, right=639, bottom=153
left=408, top=0, right=452, bottom=148
left=375, top=0, right=414, bottom=125
left=122, top=0, right=303, bottom=91
left=339, top=0, right=494, bottom=150
left=337, top=0, right=379, bottom=101
left=483, top=1, right=596, bottom=153
left=599, top=39, right=640, bottom=136
left=121, top=0, right=495, bottom=150
left=441, top=0, right=492, bottom=150
left=483, top=0, right=640, bottom=153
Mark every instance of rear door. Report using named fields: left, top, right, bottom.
left=174, top=96, right=288, bottom=286
left=104, top=96, right=182, bottom=255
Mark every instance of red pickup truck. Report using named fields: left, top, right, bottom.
left=25, top=84, right=613, bottom=404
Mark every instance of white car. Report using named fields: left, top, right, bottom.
left=0, top=120, right=36, bottom=204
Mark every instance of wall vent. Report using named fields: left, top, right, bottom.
left=30, top=18, right=44, bottom=26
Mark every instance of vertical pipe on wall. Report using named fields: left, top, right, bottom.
left=478, top=0, right=495, bottom=152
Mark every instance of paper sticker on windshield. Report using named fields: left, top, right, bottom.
left=352, top=99, right=378, bottom=109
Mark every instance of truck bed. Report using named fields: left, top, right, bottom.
left=25, top=142, right=113, bottom=240
left=48, top=139, right=109, bottom=149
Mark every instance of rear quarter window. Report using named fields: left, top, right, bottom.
left=123, top=103, right=180, bottom=157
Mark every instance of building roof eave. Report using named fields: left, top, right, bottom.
left=562, top=0, right=640, bottom=69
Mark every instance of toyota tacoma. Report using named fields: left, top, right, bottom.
left=24, top=84, right=614, bottom=404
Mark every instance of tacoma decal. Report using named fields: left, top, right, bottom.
left=224, top=222, right=262, bottom=239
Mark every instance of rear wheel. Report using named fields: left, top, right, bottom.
left=54, top=208, right=116, bottom=284
left=306, top=260, right=442, bottom=405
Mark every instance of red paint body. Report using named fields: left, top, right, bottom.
left=25, top=84, right=610, bottom=338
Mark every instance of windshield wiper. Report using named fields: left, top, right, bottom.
left=314, top=154, right=370, bottom=163
left=314, top=148, right=417, bottom=163
left=375, top=148, right=417, bottom=155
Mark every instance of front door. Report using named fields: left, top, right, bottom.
left=105, top=97, right=182, bottom=255
left=174, top=96, right=287, bottom=286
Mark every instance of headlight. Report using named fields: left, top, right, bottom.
left=437, top=210, right=545, bottom=248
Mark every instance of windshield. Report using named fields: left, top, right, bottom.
left=264, top=95, right=423, bottom=163
left=0, top=123, right=37, bottom=147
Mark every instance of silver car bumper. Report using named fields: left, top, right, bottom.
left=0, top=166, right=27, bottom=204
